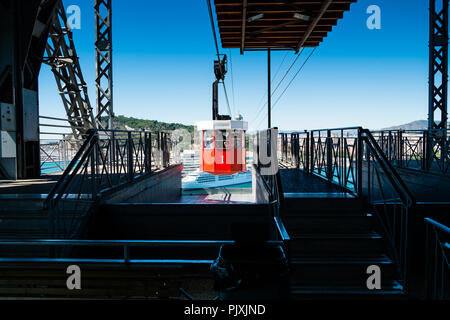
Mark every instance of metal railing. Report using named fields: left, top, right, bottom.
left=371, top=129, right=449, bottom=175
left=39, top=115, right=83, bottom=175
left=253, top=129, right=290, bottom=262
left=279, top=127, right=416, bottom=287
left=280, top=127, right=362, bottom=194
left=362, top=129, right=415, bottom=286
left=425, top=218, right=450, bottom=300
left=44, top=129, right=176, bottom=238
left=279, top=131, right=309, bottom=171
left=0, top=238, right=285, bottom=266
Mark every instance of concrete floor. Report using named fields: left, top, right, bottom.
left=0, top=175, right=61, bottom=194
left=177, top=193, right=255, bottom=204
left=280, top=169, right=347, bottom=194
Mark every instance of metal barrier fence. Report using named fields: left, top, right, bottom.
left=39, top=115, right=83, bottom=175
left=425, top=218, right=450, bottom=300
left=45, top=128, right=177, bottom=238
left=280, top=127, right=361, bottom=194
left=371, top=130, right=449, bottom=175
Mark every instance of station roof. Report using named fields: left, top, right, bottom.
left=214, top=0, right=357, bottom=53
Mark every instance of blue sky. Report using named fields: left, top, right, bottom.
left=39, top=0, right=430, bottom=131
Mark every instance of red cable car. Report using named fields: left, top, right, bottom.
left=197, top=55, right=248, bottom=175
left=198, top=119, right=248, bottom=175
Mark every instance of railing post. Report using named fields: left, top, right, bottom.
left=424, top=130, right=431, bottom=171
left=145, top=132, right=151, bottom=173
left=424, top=222, right=431, bottom=299
left=123, top=245, right=130, bottom=264
left=310, top=131, right=314, bottom=174
left=398, top=130, right=403, bottom=168
left=357, top=128, right=363, bottom=197
left=111, top=131, right=116, bottom=176
left=157, top=132, right=161, bottom=168
left=305, top=131, right=310, bottom=173
left=91, top=139, right=97, bottom=201
left=326, top=130, right=333, bottom=181
left=127, top=132, right=133, bottom=181
left=62, top=134, right=67, bottom=170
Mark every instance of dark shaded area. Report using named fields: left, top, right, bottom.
left=0, top=175, right=60, bottom=194
left=280, top=169, right=345, bottom=194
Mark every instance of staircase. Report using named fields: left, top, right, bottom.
left=281, top=193, right=406, bottom=299
left=0, top=195, right=88, bottom=257
left=0, top=263, right=215, bottom=299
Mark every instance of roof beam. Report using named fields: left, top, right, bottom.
left=240, top=0, right=248, bottom=54
left=249, top=19, right=303, bottom=35
left=295, top=0, right=333, bottom=52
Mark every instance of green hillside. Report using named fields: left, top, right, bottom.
left=102, top=115, right=195, bottom=133
left=381, top=120, right=428, bottom=131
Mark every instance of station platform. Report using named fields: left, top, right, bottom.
left=280, top=169, right=349, bottom=195
left=0, top=175, right=61, bottom=195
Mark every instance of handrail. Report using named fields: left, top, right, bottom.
left=424, top=218, right=450, bottom=300
left=0, top=239, right=283, bottom=247
left=0, top=239, right=285, bottom=265
left=274, top=217, right=290, bottom=242
left=424, top=218, right=450, bottom=234
left=253, top=129, right=290, bottom=249
left=362, top=129, right=416, bottom=207
left=252, top=163, right=273, bottom=200
left=44, top=130, right=96, bottom=209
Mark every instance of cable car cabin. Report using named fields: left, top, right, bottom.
left=197, top=120, right=248, bottom=175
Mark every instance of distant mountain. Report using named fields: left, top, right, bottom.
left=381, top=120, right=428, bottom=131
left=101, top=115, right=195, bottom=133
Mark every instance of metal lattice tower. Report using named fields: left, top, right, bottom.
left=95, top=0, right=114, bottom=129
left=429, top=0, right=449, bottom=132
left=44, top=0, right=96, bottom=140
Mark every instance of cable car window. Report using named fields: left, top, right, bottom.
left=215, top=130, right=230, bottom=150
left=199, top=131, right=204, bottom=148
left=204, top=131, right=214, bottom=149
left=231, top=131, right=241, bottom=149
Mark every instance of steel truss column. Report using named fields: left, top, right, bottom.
left=95, top=0, right=114, bottom=129
left=429, top=0, right=449, bottom=132
left=268, top=48, right=271, bottom=129
left=44, top=0, right=96, bottom=141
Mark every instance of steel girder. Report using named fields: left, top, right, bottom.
left=94, top=0, right=114, bottom=129
left=429, top=0, right=449, bottom=133
left=44, top=0, right=96, bottom=141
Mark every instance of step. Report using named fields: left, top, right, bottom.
left=74, top=245, right=221, bottom=262
left=282, top=194, right=365, bottom=215
left=289, top=233, right=385, bottom=258
left=98, top=203, right=272, bottom=216
left=91, top=203, right=275, bottom=241
left=291, top=281, right=405, bottom=300
left=0, top=195, right=46, bottom=212
left=0, top=263, right=215, bottom=299
left=290, top=256, right=397, bottom=286
left=283, top=214, right=374, bottom=234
